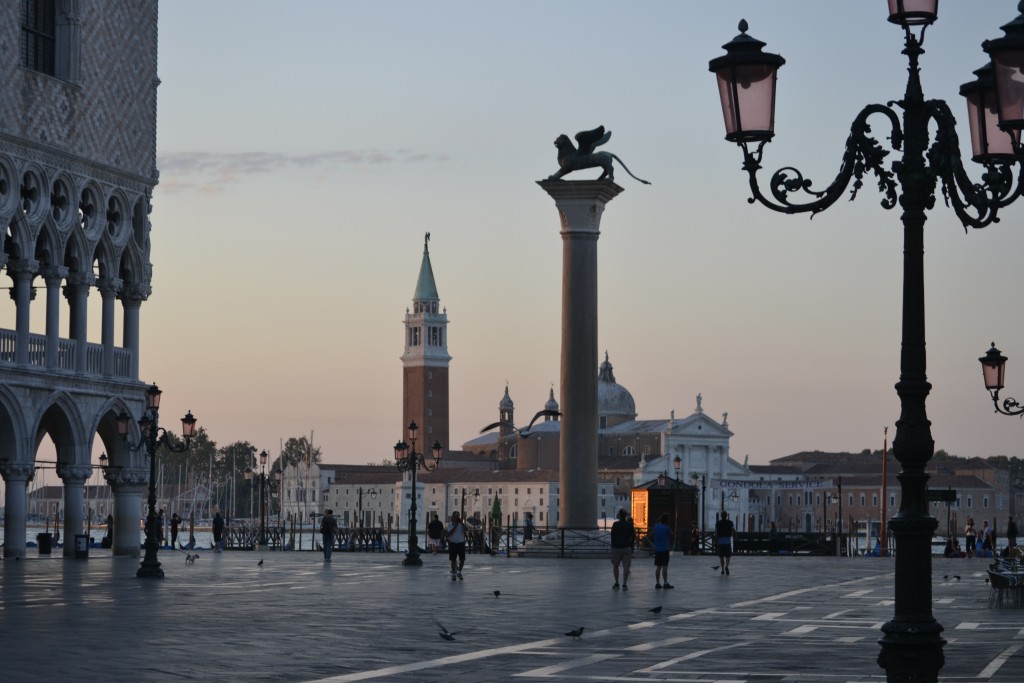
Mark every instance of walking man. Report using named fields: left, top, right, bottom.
left=427, top=513, right=444, bottom=554
left=447, top=511, right=467, bottom=581
left=320, top=509, right=338, bottom=562
left=1007, top=516, right=1018, bottom=552
left=610, top=509, right=634, bottom=590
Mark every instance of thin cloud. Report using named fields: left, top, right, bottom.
left=156, top=149, right=450, bottom=192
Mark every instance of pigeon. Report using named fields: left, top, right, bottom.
left=257, top=558, right=264, bottom=567
left=436, top=620, right=458, bottom=641
left=493, top=590, right=501, bottom=598
left=711, top=565, right=720, bottom=571
left=943, top=575, right=948, bottom=580
left=649, top=606, right=663, bottom=615
left=565, top=627, right=585, bottom=639
left=954, top=575, right=961, bottom=581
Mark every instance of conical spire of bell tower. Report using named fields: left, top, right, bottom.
left=402, top=232, right=451, bottom=453
left=413, top=232, right=440, bottom=302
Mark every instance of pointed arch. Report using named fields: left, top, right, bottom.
left=34, top=391, right=88, bottom=467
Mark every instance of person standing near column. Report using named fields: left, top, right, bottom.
left=716, top=511, right=735, bottom=576
left=610, top=509, right=634, bottom=590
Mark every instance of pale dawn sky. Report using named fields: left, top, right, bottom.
left=59, top=1, right=1024, bottom=469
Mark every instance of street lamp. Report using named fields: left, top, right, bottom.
left=117, top=384, right=197, bottom=579
left=689, top=473, right=706, bottom=554
left=244, top=450, right=281, bottom=548
left=979, top=342, right=1024, bottom=416
left=357, top=487, right=379, bottom=528
left=393, top=420, right=442, bottom=567
left=710, top=5, right=1024, bottom=679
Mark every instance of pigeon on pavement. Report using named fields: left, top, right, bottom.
left=436, top=620, right=459, bottom=641
left=649, top=606, right=663, bottom=614
left=565, top=627, right=585, bottom=639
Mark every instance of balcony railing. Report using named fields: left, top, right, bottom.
left=0, top=329, right=133, bottom=378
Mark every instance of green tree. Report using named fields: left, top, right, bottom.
left=277, top=436, right=322, bottom=469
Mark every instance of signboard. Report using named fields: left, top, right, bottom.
left=926, top=489, right=957, bottom=502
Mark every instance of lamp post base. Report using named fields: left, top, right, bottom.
left=402, top=553, right=423, bottom=567
left=137, top=555, right=164, bottom=579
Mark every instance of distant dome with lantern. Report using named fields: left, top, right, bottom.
left=598, top=352, right=637, bottom=424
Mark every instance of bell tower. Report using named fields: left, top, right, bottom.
left=401, top=233, right=451, bottom=451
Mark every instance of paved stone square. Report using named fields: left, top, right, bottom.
left=1, top=548, right=1021, bottom=682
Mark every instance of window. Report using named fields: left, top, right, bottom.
left=788, top=495, right=793, bottom=506
left=539, top=498, right=543, bottom=506
left=872, top=495, right=878, bottom=507
left=515, top=488, right=519, bottom=495
left=984, top=496, right=990, bottom=509
left=623, top=446, right=635, bottom=456
left=22, top=0, right=55, bottom=75
left=600, top=416, right=607, bottom=428
left=967, top=496, right=973, bottom=508
left=860, top=494, right=866, bottom=506
left=538, top=512, right=544, bottom=522
left=890, top=495, right=895, bottom=506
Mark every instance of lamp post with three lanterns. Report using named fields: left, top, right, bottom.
left=709, top=3, right=1024, bottom=679
left=393, top=421, right=442, bottom=567
left=117, top=384, right=197, bottom=579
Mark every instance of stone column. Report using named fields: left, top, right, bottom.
left=64, top=272, right=95, bottom=373
left=537, top=180, right=622, bottom=529
left=107, top=468, right=148, bottom=557
left=97, top=277, right=122, bottom=376
left=7, top=259, right=39, bottom=366
left=57, top=463, right=92, bottom=557
left=41, top=265, right=68, bottom=369
left=1, top=462, right=36, bottom=559
left=120, top=284, right=146, bottom=381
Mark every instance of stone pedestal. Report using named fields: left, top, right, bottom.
left=537, top=180, right=623, bottom=529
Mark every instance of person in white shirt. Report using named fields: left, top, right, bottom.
left=447, top=511, right=467, bottom=581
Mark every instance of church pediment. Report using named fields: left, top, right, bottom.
left=670, top=412, right=732, bottom=438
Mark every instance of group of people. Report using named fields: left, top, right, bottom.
left=951, top=516, right=1018, bottom=559
left=318, top=509, right=470, bottom=579
left=609, top=508, right=736, bottom=590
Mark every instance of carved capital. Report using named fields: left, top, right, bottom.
left=0, top=461, right=36, bottom=481
left=537, top=180, right=622, bottom=236
left=40, top=264, right=69, bottom=285
left=56, top=463, right=93, bottom=482
left=96, top=277, right=124, bottom=298
left=105, top=467, right=149, bottom=488
left=118, top=282, right=151, bottom=303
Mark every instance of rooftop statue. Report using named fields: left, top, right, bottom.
left=547, top=126, right=651, bottom=185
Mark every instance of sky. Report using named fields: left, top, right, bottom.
left=119, top=1, right=1024, bottom=470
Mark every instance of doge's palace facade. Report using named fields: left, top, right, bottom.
left=0, top=1, right=161, bottom=558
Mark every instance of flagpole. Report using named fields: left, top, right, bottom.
left=881, top=426, right=889, bottom=558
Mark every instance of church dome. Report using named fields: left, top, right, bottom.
left=499, top=385, right=514, bottom=411
left=598, top=352, right=636, bottom=420
left=544, top=387, right=559, bottom=413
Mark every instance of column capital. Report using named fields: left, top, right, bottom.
left=0, top=461, right=36, bottom=481
left=6, top=258, right=40, bottom=278
left=105, top=467, right=149, bottom=488
left=40, top=264, right=69, bottom=284
left=64, top=271, right=96, bottom=289
left=56, top=462, right=93, bottom=482
left=96, top=277, right=124, bottom=297
left=118, top=282, right=151, bottom=303
left=536, top=180, right=623, bottom=235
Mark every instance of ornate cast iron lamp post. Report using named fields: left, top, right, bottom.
left=117, top=384, right=197, bottom=579
left=393, top=421, right=442, bottom=566
left=689, top=473, right=706, bottom=553
left=710, top=3, right=1024, bottom=680
left=244, top=450, right=280, bottom=548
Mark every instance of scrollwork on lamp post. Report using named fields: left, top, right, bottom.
left=393, top=421, right=442, bottom=567
left=710, top=4, right=1024, bottom=681
left=117, top=384, right=197, bottom=579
